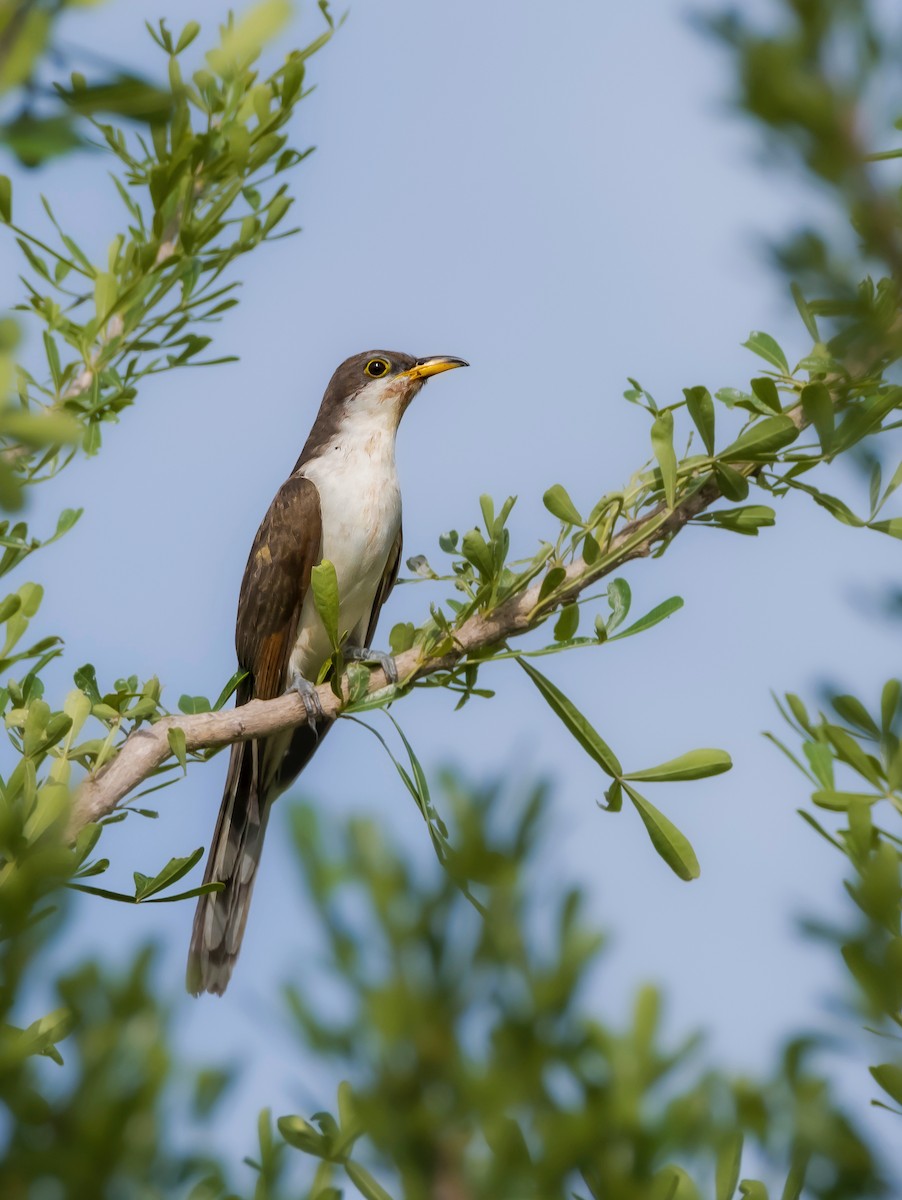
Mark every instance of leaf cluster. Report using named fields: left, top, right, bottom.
left=770, top=683, right=902, bottom=1117
left=273, top=776, right=886, bottom=1200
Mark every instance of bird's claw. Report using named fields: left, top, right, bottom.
left=344, top=645, right=398, bottom=685
left=288, top=672, right=324, bottom=733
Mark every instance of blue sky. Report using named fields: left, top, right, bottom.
left=5, top=0, right=901, bottom=1182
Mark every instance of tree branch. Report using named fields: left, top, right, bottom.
left=68, top=309, right=902, bottom=839
left=64, top=462, right=748, bottom=839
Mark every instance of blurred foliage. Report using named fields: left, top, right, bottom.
left=0, top=777, right=890, bottom=1200
left=273, top=776, right=888, bottom=1200
left=770, top=683, right=902, bottom=1119
left=0, top=0, right=175, bottom=168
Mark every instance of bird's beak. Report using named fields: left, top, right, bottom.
left=403, top=355, right=469, bottom=380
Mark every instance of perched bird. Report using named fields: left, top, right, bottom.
left=187, top=350, right=468, bottom=995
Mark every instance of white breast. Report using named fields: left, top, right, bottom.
left=289, top=410, right=402, bottom=682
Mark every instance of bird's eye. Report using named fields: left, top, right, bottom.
left=365, top=358, right=390, bottom=378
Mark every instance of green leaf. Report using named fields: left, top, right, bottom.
left=716, top=1132, right=743, bottom=1200
left=213, top=668, right=248, bottom=710
left=543, top=483, right=582, bottom=526
left=146, top=881, right=224, bottom=904
left=624, top=748, right=732, bottom=783
left=344, top=1161, right=394, bottom=1200
left=870, top=1063, right=902, bottom=1106
left=0, top=592, right=21, bottom=623
left=739, top=1184, right=769, bottom=1200
left=651, top=409, right=677, bottom=508
left=601, top=780, right=622, bottom=811
left=609, top=595, right=683, bottom=640
left=176, top=20, right=201, bottom=52
left=207, top=0, right=293, bottom=75
left=791, top=282, right=819, bottom=340
left=811, top=790, right=881, bottom=811
left=684, top=386, right=715, bottom=455
left=833, top=388, right=902, bottom=454
left=0, top=175, right=11, bottom=223
left=783, top=477, right=863, bottom=526
left=582, top=531, right=600, bottom=563
left=713, top=462, right=750, bottom=501
left=831, top=694, right=879, bottom=738
left=461, top=528, right=493, bottom=577
left=278, top=1114, right=328, bottom=1155
left=880, top=460, right=902, bottom=508
left=134, top=847, right=204, bottom=901
left=179, top=694, right=211, bottom=714
left=800, top=381, right=834, bottom=452
left=538, top=566, right=567, bottom=604
left=606, top=578, right=631, bottom=632
left=389, top=622, right=415, bottom=654
left=93, top=271, right=117, bottom=322
left=869, top=517, right=902, bottom=539
left=719, top=416, right=798, bottom=463
left=881, top=680, right=900, bottom=733
left=742, top=330, right=789, bottom=373
left=311, top=560, right=340, bottom=650
left=780, top=1150, right=810, bottom=1200
left=167, top=726, right=187, bottom=772
left=750, top=377, right=782, bottom=413
left=625, top=784, right=699, bottom=880
left=693, top=506, right=776, bottom=536
left=517, top=657, right=622, bottom=778
left=553, top=603, right=579, bottom=642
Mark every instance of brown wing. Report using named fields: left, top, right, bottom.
left=364, top=527, right=402, bottom=648
left=236, top=474, right=322, bottom=700
left=187, top=474, right=323, bottom=996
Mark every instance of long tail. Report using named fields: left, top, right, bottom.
left=186, top=722, right=329, bottom=996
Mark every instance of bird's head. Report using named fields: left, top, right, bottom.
left=324, top=350, right=468, bottom=424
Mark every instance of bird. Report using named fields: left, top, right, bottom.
left=187, top=350, right=468, bottom=995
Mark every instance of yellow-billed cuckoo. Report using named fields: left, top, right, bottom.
left=187, top=350, right=467, bottom=995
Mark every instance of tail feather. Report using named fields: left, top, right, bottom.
left=187, top=721, right=331, bottom=996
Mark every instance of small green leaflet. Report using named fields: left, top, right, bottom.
left=738, top=1182, right=769, bottom=1199
left=311, top=559, right=340, bottom=650
left=713, top=462, right=749, bottom=501
left=719, top=416, right=798, bottom=463
left=716, top=1132, right=743, bottom=1200
left=741, top=330, right=789, bottom=374
left=608, top=595, right=683, bottom=640
left=693, top=506, right=776, bottom=536
left=791, top=282, right=819, bottom=340
left=650, top=409, right=677, bottom=508
left=624, top=748, right=732, bottom=782
left=0, top=175, right=11, bottom=223
left=870, top=517, right=902, bottom=540
left=68, top=847, right=223, bottom=904
left=543, top=483, right=582, bottom=525
left=605, top=577, right=631, bottom=632
left=168, top=726, right=187, bottom=771
left=800, top=381, right=834, bottom=452
left=345, top=1161, right=394, bottom=1200
left=553, top=603, right=579, bottom=641
left=684, top=385, right=715, bottom=455
left=871, top=1063, right=902, bottom=1107
left=623, top=783, right=700, bottom=881
left=750, top=377, right=782, bottom=413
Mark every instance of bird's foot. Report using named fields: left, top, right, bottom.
left=343, top=645, right=398, bottom=685
left=287, top=671, right=324, bottom=733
